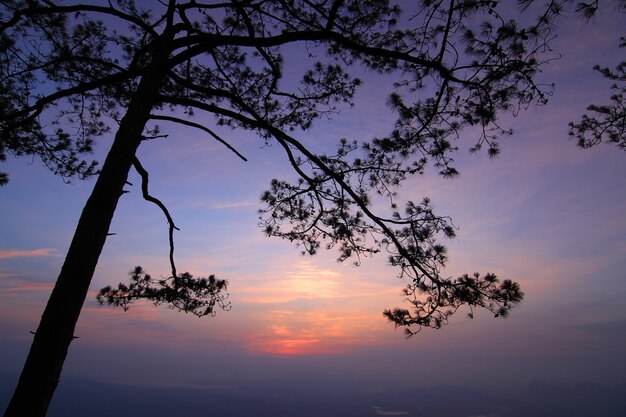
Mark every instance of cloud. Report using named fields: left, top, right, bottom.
left=237, top=260, right=343, bottom=304
left=372, top=406, right=411, bottom=416
left=0, top=248, right=59, bottom=260
left=240, top=303, right=391, bottom=356
left=226, top=258, right=437, bottom=355
left=0, top=275, right=53, bottom=294
left=237, top=259, right=401, bottom=305
left=209, top=200, right=257, bottom=210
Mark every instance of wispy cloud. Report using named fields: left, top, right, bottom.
left=209, top=200, right=257, bottom=210
left=237, top=259, right=399, bottom=304
left=0, top=276, right=53, bottom=293
left=227, top=259, right=418, bottom=355
left=0, top=248, right=59, bottom=260
left=372, top=406, right=411, bottom=416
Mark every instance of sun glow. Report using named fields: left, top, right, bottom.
left=234, top=260, right=399, bottom=355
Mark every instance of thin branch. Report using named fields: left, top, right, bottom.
left=132, top=156, right=179, bottom=278
left=156, top=95, right=259, bottom=126
left=6, top=69, right=139, bottom=125
left=0, top=3, right=157, bottom=35
left=325, top=0, right=346, bottom=30
left=149, top=114, right=248, bottom=161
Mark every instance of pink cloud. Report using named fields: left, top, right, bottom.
left=0, top=248, right=59, bottom=260
left=0, top=277, right=53, bottom=294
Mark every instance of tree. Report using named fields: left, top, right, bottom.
left=567, top=1, right=625, bottom=149
left=1, top=1, right=569, bottom=416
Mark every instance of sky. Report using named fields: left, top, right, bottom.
left=1, top=2, right=626, bottom=417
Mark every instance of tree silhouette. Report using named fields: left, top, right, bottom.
left=569, top=51, right=626, bottom=150
left=1, top=1, right=574, bottom=416
left=568, top=1, right=625, bottom=150
left=97, top=266, right=230, bottom=317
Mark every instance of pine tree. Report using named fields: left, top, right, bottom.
left=1, top=1, right=572, bottom=415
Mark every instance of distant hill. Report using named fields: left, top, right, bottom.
left=1, top=373, right=625, bottom=417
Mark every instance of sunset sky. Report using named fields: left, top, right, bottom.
left=1, top=2, right=625, bottom=416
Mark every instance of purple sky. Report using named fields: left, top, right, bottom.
left=1, top=2, right=625, bottom=416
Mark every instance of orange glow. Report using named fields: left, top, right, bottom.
left=240, top=304, right=392, bottom=355
left=231, top=260, right=406, bottom=355
left=250, top=336, right=323, bottom=356
left=238, top=261, right=343, bottom=305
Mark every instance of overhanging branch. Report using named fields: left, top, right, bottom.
left=0, top=3, right=157, bottom=34
left=132, top=156, right=179, bottom=278
left=149, top=114, right=248, bottom=161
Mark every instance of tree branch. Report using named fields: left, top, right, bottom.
left=5, top=69, right=139, bottom=126
left=0, top=3, right=157, bottom=35
left=168, top=30, right=461, bottom=84
left=149, top=114, right=248, bottom=161
left=132, top=156, right=179, bottom=278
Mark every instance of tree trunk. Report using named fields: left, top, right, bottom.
left=3, top=36, right=173, bottom=417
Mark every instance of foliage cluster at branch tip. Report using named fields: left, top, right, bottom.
left=97, top=266, right=230, bottom=317
left=384, top=272, right=524, bottom=336
left=569, top=37, right=626, bottom=150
